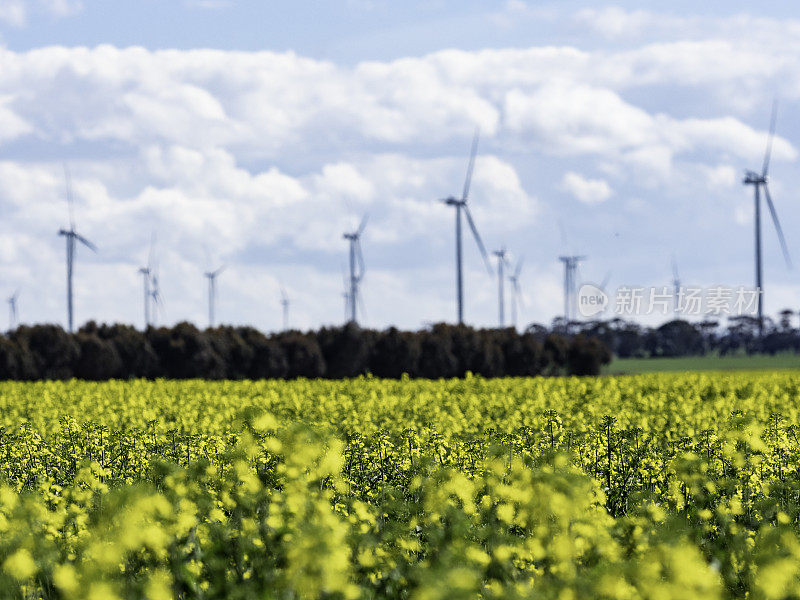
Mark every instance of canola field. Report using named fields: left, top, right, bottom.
left=1, top=373, right=800, bottom=599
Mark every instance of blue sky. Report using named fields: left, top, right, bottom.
left=1, top=0, right=800, bottom=331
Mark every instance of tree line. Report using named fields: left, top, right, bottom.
left=559, top=311, right=800, bottom=358
left=0, top=321, right=612, bottom=381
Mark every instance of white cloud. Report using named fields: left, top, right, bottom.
left=184, top=0, right=231, bottom=10
left=702, top=165, right=738, bottom=190
left=0, top=0, right=82, bottom=26
left=0, top=0, right=26, bottom=26
left=0, top=34, right=799, bottom=328
left=39, top=0, right=82, bottom=18
left=574, top=6, right=657, bottom=39
left=560, top=172, right=612, bottom=204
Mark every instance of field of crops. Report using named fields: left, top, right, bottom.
left=1, top=373, right=800, bottom=599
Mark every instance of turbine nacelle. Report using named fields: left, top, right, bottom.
left=743, top=171, right=766, bottom=185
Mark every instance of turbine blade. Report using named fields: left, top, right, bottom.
left=763, top=184, right=792, bottom=268
left=515, top=280, right=526, bottom=308
left=763, top=98, right=778, bottom=178
left=461, top=127, right=480, bottom=202
left=356, top=239, right=365, bottom=279
left=513, top=256, right=524, bottom=279
left=74, top=233, right=97, bottom=252
left=671, top=254, right=679, bottom=281
left=356, top=213, right=369, bottom=236
left=213, top=265, right=226, bottom=277
left=463, top=205, right=493, bottom=275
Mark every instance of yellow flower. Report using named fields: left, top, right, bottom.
left=3, top=548, right=35, bottom=580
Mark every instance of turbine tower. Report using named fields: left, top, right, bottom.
left=508, top=257, right=524, bottom=330
left=742, top=100, right=792, bottom=335
left=7, top=290, right=19, bottom=330
left=493, top=247, right=508, bottom=327
left=280, top=284, right=290, bottom=331
left=204, top=266, right=225, bottom=328
left=139, top=235, right=157, bottom=329
left=58, top=165, right=97, bottom=333
left=559, top=255, right=585, bottom=324
left=441, top=129, right=493, bottom=324
left=340, top=264, right=351, bottom=324
left=343, top=215, right=368, bottom=324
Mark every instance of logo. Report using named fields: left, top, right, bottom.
left=577, top=283, right=608, bottom=317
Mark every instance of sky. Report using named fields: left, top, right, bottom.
left=1, top=0, right=800, bottom=332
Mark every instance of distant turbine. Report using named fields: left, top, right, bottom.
left=559, top=255, right=585, bottom=323
left=343, top=215, right=368, bottom=324
left=742, top=100, right=791, bottom=336
left=508, top=256, right=524, bottom=330
left=493, top=247, right=509, bottom=327
left=58, top=165, right=97, bottom=333
left=280, top=284, right=290, bottom=331
left=204, top=266, right=225, bottom=328
left=441, top=129, right=494, bottom=324
left=7, top=290, right=19, bottom=330
left=139, top=234, right=157, bottom=329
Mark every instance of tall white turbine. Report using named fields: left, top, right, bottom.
left=58, top=165, right=97, bottom=333
left=440, top=129, right=494, bottom=324
left=508, top=257, right=524, bottom=330
left=204, top=266, right=225, bottom=328
left=343, top=215, right=368, bottom=324
left=493, top=247, right=509, bottom=327
left=7, top=290, right=19, bottom=330
left=139, top=234, right=157, bottom=329
left=559, top=255, right=585, bottom=324
left=742, top=100, right=791, bottom=336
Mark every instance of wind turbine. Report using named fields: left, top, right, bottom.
left=441, top=129, right=494, bottom=324
left=280, top=284, right=290, bottom=331
left=204, top=266, right=225, bottom=328
left=671, top=256, right=681, bottom=318
left=138, top=234, right=157, bottom=329
left=7, top=290, right=19, bottom=330
left=58, top=165, right=97, bottom=333
left=508, top=257, right=524, bottom=330
left=742, top=100, right=792, bottom=335
left=493, top=247, right=509, bottom=327
left=343, top=215, right=368, bottom=324
left=559, top=255, right=586, bottom=324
